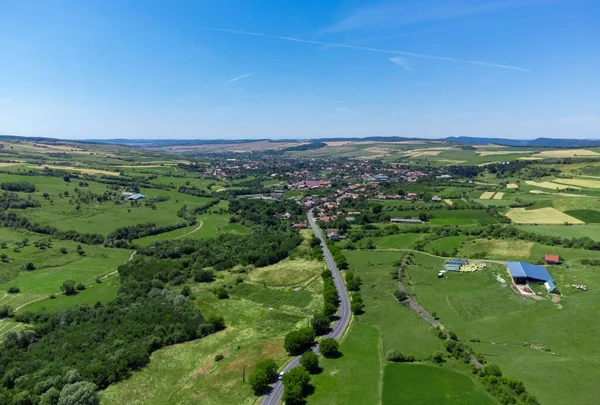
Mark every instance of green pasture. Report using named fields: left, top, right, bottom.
left=382, top=364, right=495, bottom=405
left=516, top=224, right=600, bottom=241
left=133, top=214, right=250, bottom=246
left=308, top=324, right=382, bottom=405
left=404, top=252, right=600, bottom=405
left=360, top=233, right=427, bottom=249
left=0, top=229, right=130, bottom=311
left=424, top=236, right=470, bottom=256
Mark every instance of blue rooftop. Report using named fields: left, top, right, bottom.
left=507, top=262, right=554, bottom=282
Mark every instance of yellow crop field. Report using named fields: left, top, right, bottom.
left=493, top=192, right=504, bottom=200
left=506, top=207, right=584, bottom=224
left=477, top=151, right=531, bottom=156
left=479, top=192, right=495, bottom=200
left=29, top=165, right=121, bottom=176
left=535, top=149, right=600, bottom=158
left=553, top=178, right=600, bottom=189
left=506, top=183, right=519, bottom=189
left=524, top=180, right=578, bottom=190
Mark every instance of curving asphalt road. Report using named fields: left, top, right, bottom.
left=260, top=209, right=351, bottom=405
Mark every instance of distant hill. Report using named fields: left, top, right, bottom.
left=2, top=135, right=599, bottom=149
left=444, top=137, right=600, bottom=148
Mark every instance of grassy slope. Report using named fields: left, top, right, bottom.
left=102, top=259, right=323, bottom=405
left=0, top=228, right=130, bottom=310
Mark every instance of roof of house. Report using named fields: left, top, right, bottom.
left=127, top=193, right=145, bottom=200
left=545, top=254, right=560, bottom=262
left=507, top=262, right=553, bottom=282
left=446, top=259, right=468, bottom=265
left=544, top=280, right=557, bottom=292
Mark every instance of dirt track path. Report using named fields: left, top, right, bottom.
left=174, top=221, right=203, bottom=240
left=395, top=252, right=484, bottom=369
left=14, top=249, right=138, bottom=313
left=362, top=248, right=507, bottom=265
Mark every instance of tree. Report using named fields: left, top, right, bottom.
left=248, top=359, right=278, bottom=395
left=284, top=327, right=315, bottom=355
left=76, top=283, right=86, bottom=291
left=57, top=381, right=99, bottom=405
left=431, top=351, right=445, bottom=363
left=311, top=312, right=330, bottom=336
left=319, top=338, right=340, bottom=358
left=214, top=287, right=229, bottom=299
left=7, top=286, right=20, bottom=294
left=24, top=262, right=35, bottom=271
left=40, top=387, right=60, bottom=405
left=282, top=367, right=311, bottom=405
left=346, top=271, right=362, bottom=292
left=0, top=304, right=14, bottom=318
left=60, top=247, right=68, bottom=254
left=351, top=292, right=365, bottom=315
left=0, top=253, right=7, bottom=262
left=194, top=269, right=215, bottom=283
left=61, top=279, right=77, bottom=295
left=300, top=351, right=319, bottom=374
left=181, top=286, right=191, bottom=296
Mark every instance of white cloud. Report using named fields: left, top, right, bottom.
left=321, top=0, right=554, bottom=34
left=203, top=27, right=529, bottom=72
left=389, top=57, right=413, bottom=72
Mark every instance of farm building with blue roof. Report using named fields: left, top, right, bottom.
left=507, top=262, right=557, bottom=293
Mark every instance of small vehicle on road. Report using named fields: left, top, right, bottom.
left=278, top=371, right=285, bottom=380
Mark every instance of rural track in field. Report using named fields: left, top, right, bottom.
left=361, top=248, right=507, bottom=265
left=13, top=250, right=138, bottom=313
left=260, top=208, right=351, bottom=405
left=395, top=253, right=484, bottom=370
left=174, top=221, right=203, bottom=240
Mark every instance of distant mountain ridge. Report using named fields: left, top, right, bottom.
left=1, top=135, right=600, bottom=148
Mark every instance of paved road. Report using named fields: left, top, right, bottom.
left=260, top=209, right=351, bottom=405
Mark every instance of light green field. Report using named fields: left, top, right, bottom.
left=382, top=364, right=495, bottom=405
left=404, top=252, right=600, bottom=405
left=459, top=238, right=533, bottom=259
left=0, top=229, right=131, bottom=312
left=366, top=233, right=427, bottom=249
left=517, top=224, right=600, bottom=241
left=133, top=215, right=250, bottom=246
left=308, top=324, right=382, bottom=405
left=424, top=236, right=470, bottom=256
left=248, top=258, right=324, bottom=287
left=506, top=207, right=584, bottom=224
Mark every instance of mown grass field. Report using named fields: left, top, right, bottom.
left=362, top=233, right=427, bottom=249
left=385, top=209, right=496, bottom=226
left=382, top=364, right=495, bottom=405
left=506, top=207, right=583, bottom=224
left=424, top=236, right=470, bottom=256
left=404, top=251, right=600, bottom=405
left=516, top=224, right=600, bottom=241
left=308, top=324, right=382, bottom=405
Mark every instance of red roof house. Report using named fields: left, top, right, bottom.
left=545, top=254, right=560, bottom=264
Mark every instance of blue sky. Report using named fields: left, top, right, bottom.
left=1, top=0, right=598, bottom=139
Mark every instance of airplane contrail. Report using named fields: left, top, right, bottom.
left=202, top=27, right=530, bottom=72
left=226, top=73, right=253, bottom=83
